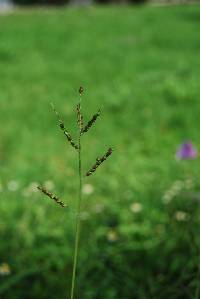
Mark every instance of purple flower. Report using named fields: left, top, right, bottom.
left=176, top=142, right=198, bottom=160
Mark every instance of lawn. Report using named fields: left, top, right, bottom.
left=0, top=4, right=200, bottom=299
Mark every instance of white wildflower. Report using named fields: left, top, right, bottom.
left=0, top=263, right=11, bottom=276
left=162, top=193, right=173, bottom=204
left=130, top=202, right=143, bottom=213
left=82, top=184, right=94, bottom=195
left=174, top=211, right=189, bottom=222
left=107, top=230, right=118, bottom=242
left=7, top=180, right=19, bottom=192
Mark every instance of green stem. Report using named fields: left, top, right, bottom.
left=70, top=102, right=82, bottom=299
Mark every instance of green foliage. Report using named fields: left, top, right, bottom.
left=0, top=4, right=200, bottom=299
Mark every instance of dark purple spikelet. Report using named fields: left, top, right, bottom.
left=60, top=122, right=79, bottom=150
left=86, top=147, right=113, bottom=176
left=77, top=103, right=84, bottom=131
left=79, top=86, right=84, bottom=95
left=176, top=142, right=198, bottom=160
left=82, top=109, right=101, bottom=134
left=37, top=186, right=66, bottom=208
left=51, top=103, right=79, bottom=150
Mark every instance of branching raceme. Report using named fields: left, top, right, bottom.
left=37, top=87, right=113, bottom=299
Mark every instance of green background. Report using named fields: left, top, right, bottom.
left=0, top=4, right=200, bottom=299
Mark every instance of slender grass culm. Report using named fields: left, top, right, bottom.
left=38, top=87, right=113, bottom=299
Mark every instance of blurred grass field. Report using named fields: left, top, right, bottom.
left=0, top=4, right=200, bottom=299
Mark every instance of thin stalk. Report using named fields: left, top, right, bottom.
left=70, top=97, right=83, bottom=299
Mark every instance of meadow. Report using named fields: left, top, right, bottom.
left=0, top=4, right=200, bottom=299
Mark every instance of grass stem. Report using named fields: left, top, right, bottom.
left=70, top=95, right=83, bottom=299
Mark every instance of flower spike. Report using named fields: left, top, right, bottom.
left=86, top=147, right=113, bottom=177
left=37, top=186, right=66, bottom=208
left=82, top=109, right=101, bottom=134
left=51, top=103, right=79, bottom=150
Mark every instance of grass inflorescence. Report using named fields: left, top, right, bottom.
left=86, top=147, right=113, bottom=177
left=38, top=87, right=113, bottom=299
left=37, top=186, right=66, bottom=208
left=81, top=109, right=101, bottom=134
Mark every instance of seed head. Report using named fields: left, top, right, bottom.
left=86, top=147, right=113, bottom=177
left=51, top=103, right=79, bottom=150
left=82, top=109, right=101, bottom=134
left=79, top=86, right=84, bottom=95
left=37, top=186, right=66, bottom=208
left=77, top=103, right=84, bottom=131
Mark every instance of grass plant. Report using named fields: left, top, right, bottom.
left=38, top=87, right=113, bottom=299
